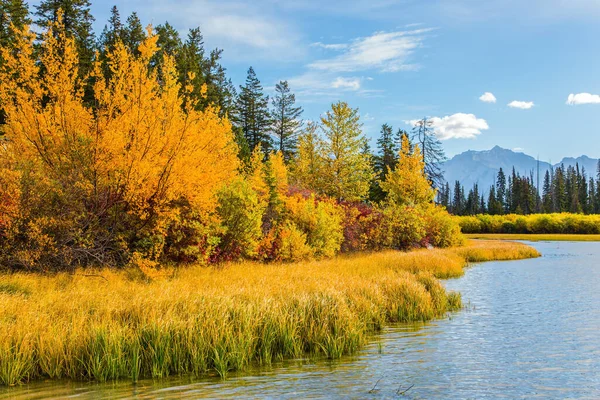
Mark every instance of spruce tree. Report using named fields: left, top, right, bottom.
left=123, top=12, right=144, bottom=55
left=270, top=80, right=302, bottom=162
left=496, top=168, right=507, bottom=214
left=235, top=66, right=271, bottom=153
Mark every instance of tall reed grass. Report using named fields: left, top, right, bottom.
left=0, top=240, right=538, bottom=386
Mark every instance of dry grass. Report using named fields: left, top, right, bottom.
left=466, top=233, right=600, bottom=242
left=0, top=240, right=538, bottom=386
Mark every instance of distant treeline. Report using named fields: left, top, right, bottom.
left=439, top=162, right=600, bottom=216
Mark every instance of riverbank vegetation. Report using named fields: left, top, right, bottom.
left=0, top=12, right=464, bottom=273
left=466, top=234, right=600, bottom=242
left=0, top=240, right=539, bottom=386
left=457, top=213, right=600, bottom=234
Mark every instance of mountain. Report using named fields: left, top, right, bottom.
left=442, top=146, right=599, bottom=193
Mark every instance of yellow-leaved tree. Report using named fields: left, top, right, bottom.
left=380, top=135, right=435, bottom=206
left=0, top=16, right=239, bottom=269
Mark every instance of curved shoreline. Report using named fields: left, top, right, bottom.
left=0, top=240, right=539, bottom=386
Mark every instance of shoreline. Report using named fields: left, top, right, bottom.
left=0, top=240, right=539, bottom=387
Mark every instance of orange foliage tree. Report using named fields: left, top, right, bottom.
left=0, top=17, right=239, bottom=270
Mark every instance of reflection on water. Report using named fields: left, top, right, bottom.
left=2, top=241, right=600, bottom=399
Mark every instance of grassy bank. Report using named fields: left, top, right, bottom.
left=466, top=233, right=600, bottom=242
left=0, top=241, right=539, bottom=386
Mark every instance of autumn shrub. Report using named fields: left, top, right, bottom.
left=340, top=202, right=382, bottom=252
left=456, top=213, right=600, bottom=234
left=375, top=202, right=427, bottom=250
left=0, top=21, right=239, bottom=270
left=421, top=204, right=464, bottom=248
left=284, top=194, right=344, bottom=258
left=214, top=179, right=265, bottom=261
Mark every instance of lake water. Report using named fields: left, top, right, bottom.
left=2, top=241, right=600, bottom=399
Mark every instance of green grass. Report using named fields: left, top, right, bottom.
left=465, top=233, right=600, bottom=242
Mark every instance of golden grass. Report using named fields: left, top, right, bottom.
left=0, top=240, right=539, bottom=386
left=466, top=233, right=600, bottom=242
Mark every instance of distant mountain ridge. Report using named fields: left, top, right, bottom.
left=443, top=146, right=599, bottom=192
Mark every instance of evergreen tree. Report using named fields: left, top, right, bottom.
left=235, top=66, right=271, bottom=153
left=542, top=170, right=553, bottom=213
left=374, top=123, right=398, bottom=179
left=496, top=168, right=507, bottom=214
left=0, top=0, right=30, bottom=48
left=452, top=180, right=464, bottom=215
left=35, top=0, right=95, bottom=76
left=123, top=12, right=144, bottom=55
left=411, top=117, right=446, bottom=189
left=98, top=5, right=124, bottom=54
left=270, top=80, right=302, bottom=162
left=319, top=101, right=374, bottom=201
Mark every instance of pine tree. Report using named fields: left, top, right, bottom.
left=270, top=80, right=302, bottom=162
left=202, top=49, right=237, bottom=117
left=496, top=168, right=507, bottom=214
left=154, top=22, right=181, bottom=65
left=0, top=0, right=30, bottom=48
left=452, top=180, right=464, bottom=215
left=320, top=101, right=374, bottom=202
left=374, top=123, right=398, bottom=180
left=35, top=0, right=95, bottom=76
left=98, top=5, right=124, bottom=53
left=411, top=117, right=446, bottom=190
left=123, top=12, right=144, bottom=55
left=542, top=170, right=553, bottom=213
left=235, top=66, right=271, bottom=153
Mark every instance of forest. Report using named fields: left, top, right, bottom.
left=0, top=0, right=462, bottom=272
left=443, top=163, right=600, bottom=216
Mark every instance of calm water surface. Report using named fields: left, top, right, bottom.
left=2, top=241, right=600, bottom=399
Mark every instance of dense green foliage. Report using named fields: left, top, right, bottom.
left=446, top=162, right=600, bottom=216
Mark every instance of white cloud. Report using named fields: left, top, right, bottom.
left=566, top=93, right=600, bottom=105
left=512, top=147, right=525, bottom=152
left=408, top=113, right=489, bottom=140
left=310, top=42, right=348, bottom=50
left=331, top=77, right=361, bottom=90
left=479, top=92, right=497, bottom=103
left=127, top=0, right=302, bottom=60
left=308, top=28, right=433, bottom=73
left=508, top=100, right=534, bottom=109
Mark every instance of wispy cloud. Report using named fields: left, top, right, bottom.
left=408, top=113, right=489, bottom=140
left=508, top=100, right=535, bottom=109
left=479, top=92, right=497, bottom=103
left=121, top=0, right=303, bottom=60
left=567, top=93, right=600, bottom=105
left=310, top=42, right=348, bottom=50
left=331, top=77, right=362, bottom=90
left=308, top=29, right=433, bottom=73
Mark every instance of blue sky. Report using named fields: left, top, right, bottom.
left=42, top=0, right=600, bottom=161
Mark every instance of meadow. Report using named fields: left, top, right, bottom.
left=0, top=240, right=539, bottom=386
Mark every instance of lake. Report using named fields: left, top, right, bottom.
left=2, top=241, right=599, bottom=399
